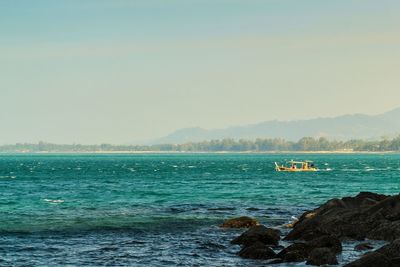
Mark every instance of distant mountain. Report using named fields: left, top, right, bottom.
left=150, top=107, right=400, bottom=144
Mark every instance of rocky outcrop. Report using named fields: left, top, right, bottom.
left=344, top=239, right=400, bottom=267
left=231, top=225, right=281, bottom=246
left=220, top=216, right=259, bottom=228
left=228, top=192, right=400, bottom=266
left=285, top=192, right=399, bottom=241
left=237, top=241, right=277, bottom=259
left=306, top=247, right=338, bottom=266
left=276, top=235, right=341, bottom=264
left=277, top=242, right=309, bottom=262
left=230, top=225, right=282, bottom=260
left=307, top=235, right=342, bottom=253
left=231, top=226, right=340, bottom=264
left=346, top=238, right=400, bottom=266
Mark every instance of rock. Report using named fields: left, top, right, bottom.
left=286, top=217, right=299, bottom=228
left=354, top=242, right=374, bottom=251
left=306, top=247, right=338, bottom=266
left=307, top=235, right=342, bottom=253
left=391, top=257, right=400, bottom=266
left=277, top=242, right=309, bottom=261
left=231, top=193, right=400, bottom=265
left=283, top=250, right=307, bottom=262
left=238, top=241, right=277, bottom=259
left=346, top=239, right=400, bottom=266
left=305, top=212, right=317, bottom=219
left=268, top=258, right=284, bottom=264
left=276, top=235, right=341, bottom=264
left=375, top=239, right=400, bottom=259
left=220, top=216, right=259, bottom=228
left=272, top=245, right=285, bottom=250
left=231, top=225, right=281, bottom=246
left=344, top=252, right=391, bottom=267
left=284, top=192, right=400, bottom=242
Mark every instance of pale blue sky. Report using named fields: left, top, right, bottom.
left=1, top=0, right=399, bottom=144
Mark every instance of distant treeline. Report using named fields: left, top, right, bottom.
left=1, top=136, right=400, bottom=152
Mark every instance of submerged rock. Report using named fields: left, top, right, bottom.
left=306, top=247, right=338, bottom=266
left=220, top=216, right=259, bottom=228
left=238, top=241, right=277, bottom=259
left=231, top=225, right=281, bottom=246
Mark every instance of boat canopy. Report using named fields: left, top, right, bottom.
left=289, top=160, right=313, bottom=164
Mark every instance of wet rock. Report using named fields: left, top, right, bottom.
left=277, top=242, right=309, bottom=261
left=286, top=217, right=299, bottom=228
left=269, top=258, right=284, bottom=264
left=272, top=244, right=285, bottom=250
left=375, top=239, right=400, bottom=259
left=344, top=252, right=391, bottom=267
left=238, top=241, right=277, bottom=259
left=231, top=192, right=400, bottom=265
left=307, top=235, right=342, bottom=253
left=276, top=235, right=341, bottom=264
left=346, top=239, right=400, bottom=266
left=283, top=250, right=307, bottom=262
left=391, top=257, right=400, bottom=266
left=354, top=242, right=373, bottom=251
left=306, top=247, right=338, bottom=266
left=231, top=225, right=281, bottom=246
left=220, top=216, right=259, bottom=228
left=285, top=192, right=400, bottom=242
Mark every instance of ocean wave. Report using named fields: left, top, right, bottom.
left=0, top=175, right=16, bottom=179
left=43, top=199, right=65, bottom=204
left=0, top=216, right=219, bottom=234
left=340, top=169, right=362, bottom=172
left=318, top=168, right=333, bottom=172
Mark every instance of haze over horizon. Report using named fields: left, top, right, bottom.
left=1, top=0, right=400, bottom=144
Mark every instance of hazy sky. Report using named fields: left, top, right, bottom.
left=1, top=0, right=399, bottom=144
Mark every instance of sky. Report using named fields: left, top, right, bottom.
left=1, top=0, right=400, bottom=144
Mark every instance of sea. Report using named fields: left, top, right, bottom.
left=0, top=153, right=399, bottom=266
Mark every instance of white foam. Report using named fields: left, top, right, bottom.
left=43, top=199, right=65, bottom=203
left=0, top=175, right=16, bottom=179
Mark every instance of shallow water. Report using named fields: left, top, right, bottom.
left=0, top=153, right=399, bottom=266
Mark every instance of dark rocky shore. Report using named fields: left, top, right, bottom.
left=222, top=192, right=400, bottom=266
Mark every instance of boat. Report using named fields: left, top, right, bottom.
left=275, top=160, right=317, bottom=172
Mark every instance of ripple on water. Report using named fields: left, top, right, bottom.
left=1, top=153, right=400, bottom=265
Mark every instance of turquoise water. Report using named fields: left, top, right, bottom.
left=1, top=153, right=399, bottom=266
